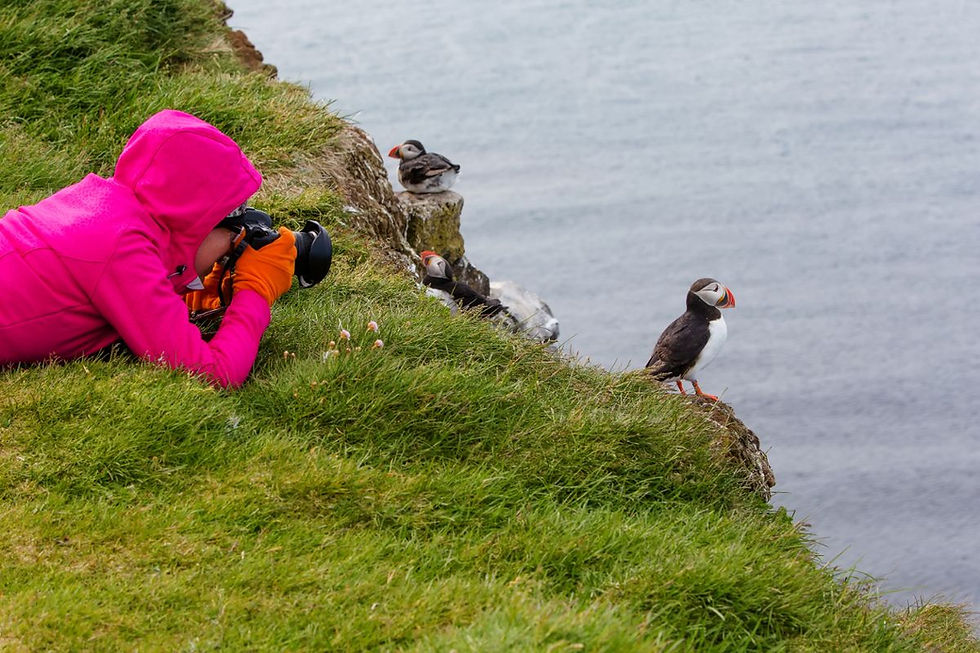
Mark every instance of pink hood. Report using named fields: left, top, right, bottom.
left=114, top=109, right=263, bottom=291
left=0, top=110, right=271, bottom=387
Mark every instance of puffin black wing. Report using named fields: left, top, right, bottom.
left=401, top=153, right=459, bottom=185
left=468, top=295, right=506, bottom=318
left=645, top=313, right=710, bottom=379
left=446, top=281, right=506, bottom=317
left=429, top=152, right=460, bottom=173
left=424, top=275, right=505, bottom=318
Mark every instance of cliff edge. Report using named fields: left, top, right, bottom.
left=224, top=32, right=775, bottom=501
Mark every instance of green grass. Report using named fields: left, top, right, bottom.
left=1, top=1, right=977, bottom=650
left=0, top=0, right=341, bottom=210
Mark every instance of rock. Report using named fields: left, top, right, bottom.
left=489, top=280, right=560, bottom=343
left=218, top=5, right=277, bottom=77
left=398, top=191, right=489, bottom=294
left=326, top=125, right=416, bottom=272
left=399, top=191, right=464, bottom=260
left=226, top=29, right=277, bottom=77
left=689, top=397, right=776, bottom=501
left=334, top=128, right=412, bottom=252
left=452, top=255, right=491, bottom=296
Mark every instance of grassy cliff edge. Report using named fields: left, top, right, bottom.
left=0, top=1, right=976, bottom=650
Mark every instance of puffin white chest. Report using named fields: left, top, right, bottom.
left=683, top=315, right=727, bottom=380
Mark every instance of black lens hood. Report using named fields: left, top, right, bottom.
left=295, top=219, right=332, bottom=288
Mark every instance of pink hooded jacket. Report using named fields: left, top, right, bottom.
left=0, top=110, right=271, bottom=388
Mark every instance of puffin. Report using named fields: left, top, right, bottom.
left=420, top=250, right=506, bottom=318
left=645, top=278, right=736, bottom=401
left=388, top=140, right=460, bottom=193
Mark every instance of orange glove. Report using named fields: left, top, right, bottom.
left=232, top=227, right=296, bottom=306
left=184, top=262, right=232, bottom=312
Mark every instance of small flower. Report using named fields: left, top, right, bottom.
left=339, top=329, right=351, bottom=341
left=283, top=350, right=291, bottom=360
left=372, top=339, right=384, bottom=349
left=327, top=340, right=336, bottom=349
left=367, top=320, right=379, bottom=333
left=321, top=350, right=339, bottom=361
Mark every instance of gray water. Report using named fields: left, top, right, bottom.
left=230, top=0, right=980, bottom=614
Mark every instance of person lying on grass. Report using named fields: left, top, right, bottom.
left=0, top=110, right=294, bottom=388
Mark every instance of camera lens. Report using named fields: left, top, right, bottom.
left=293, top=220, right=332, bottom=288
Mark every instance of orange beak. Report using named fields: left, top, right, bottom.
left=721, top=287, right=736, bottom=308
left=388, top=145, right=401, bottom=158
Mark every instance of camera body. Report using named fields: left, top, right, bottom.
left=219, top=207, right=332, bottom=288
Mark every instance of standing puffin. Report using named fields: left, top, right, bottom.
left=388, top=140, right=460, bottom=193
left=420, top=250, right=506, bottom=318
left=645, top=278, right=736, bottom=400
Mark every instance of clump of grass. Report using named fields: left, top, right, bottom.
left=0, top=1, right=977, bottom=650
left=902, top=603, right=980, bottom=653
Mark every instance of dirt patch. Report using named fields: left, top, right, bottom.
left=218, top=3, right=277, bottom=76
left=226, top=29, right=277, bottom=77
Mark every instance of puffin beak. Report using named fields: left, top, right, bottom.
left=720, top=288, right=736, bottom=308
left=387, top=145, right=401, bottom=158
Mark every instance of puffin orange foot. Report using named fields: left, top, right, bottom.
left=675, top=381, right=687, bottom=395
left=692, top=382, right=718, bottom=401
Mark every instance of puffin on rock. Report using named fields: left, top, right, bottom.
left=420, top=251, right=506, bottom=318
left=388, top=140, right=460, bottom=193
left=645, top=278, right=735, bottom=401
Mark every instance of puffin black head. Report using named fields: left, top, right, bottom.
left=388, top=139, right=426, bottom=160
left=689, top=277, right=736, bottom=309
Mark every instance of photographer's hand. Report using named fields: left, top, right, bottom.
left=184, top=262, right=231, bottom=312
left=233, top=227, right=295, bottom=306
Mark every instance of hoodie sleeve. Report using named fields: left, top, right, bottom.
left=90, top=231, right=271, bottom=388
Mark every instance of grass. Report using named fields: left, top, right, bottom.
left=1, top=0, right=977, bottom=650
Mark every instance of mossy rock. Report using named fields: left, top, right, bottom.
left=399, top=190, right=466, bottom=262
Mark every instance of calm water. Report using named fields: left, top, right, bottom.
left=230, top=0, right=980, bottom=613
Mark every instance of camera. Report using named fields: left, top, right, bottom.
left=218, top=207, right=332, bottom=288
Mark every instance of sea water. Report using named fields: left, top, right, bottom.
left=230, top=0, right=980, bottom=613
